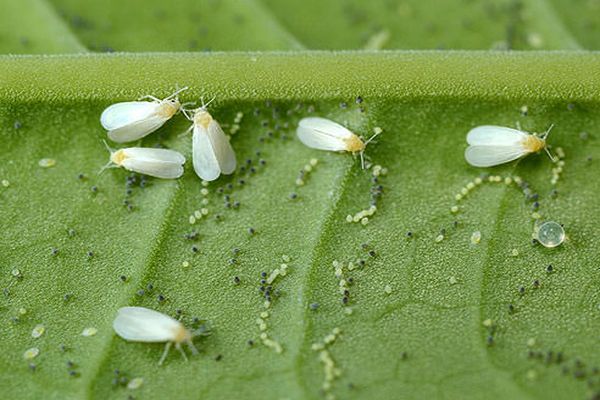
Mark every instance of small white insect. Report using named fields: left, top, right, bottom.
left=102, top=142, right=185, bottom=179
left=113, top=306, right=199, bottom=366
left=296, top=117, right=379, bottom=168
left=465, top=124, right=556, bottom=167
left=182, top=99, right=236, bottom=181
left=101, top=87, right=188, bottom=143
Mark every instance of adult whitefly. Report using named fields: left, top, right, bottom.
left=182, top=99, right=236, bottom=181
left=101, top=87, right=188, bottom=143
left=113, top=306, right=199, bottom=365
left=465, top=125, right=556, bottom=167
left=101, top=142, right=185, bottom=179
left=296, top=117, right=380, bottom=168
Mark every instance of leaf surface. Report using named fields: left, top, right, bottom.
left=1, top=1, right=600, bottom=399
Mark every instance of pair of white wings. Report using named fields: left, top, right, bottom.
left=296, top=117, right=354, bottom=152
left=119, top=148, right=185, bottom=179
left=113, top=306, right=184, bottom=342
left=102, top=101, right=237, bottom=180
left=192, top=120, right=236, bottom=181
left=101, top=101, right=172, bottom=143
left=465, top=126, right=531, bottom=167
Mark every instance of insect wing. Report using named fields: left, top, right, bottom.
left=206, top=119, right=236, bottom=175
left=101, top=102, right=167, bottom=143
left=101, top=102, right=159, bottom=130
left=120, top=148, right=185, bottom=179
left=192, top=124, right=222, bottom=181
left=123, top=147, right=185, bottom=164
left=113, top=307, right=182, bottom=343
left=297, top=117, right=353, bottom=151
left=466, top=125, right=527, bottom=146
left=464, top=144, right=528, bottom=167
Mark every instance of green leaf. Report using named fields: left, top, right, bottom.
left=545, top=0, right=600, bottom=49
left=4, top=0, right=593, bottom=53
left=45, top=0, right=303, bottom=52
left=1, top=0, right=86, bottom=54
left=2, top=0, right=600, bottom=398
left=258, top=0, right=583, bottom=50
left=1, top=52, right=599, bottom=400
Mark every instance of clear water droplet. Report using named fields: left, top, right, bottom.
left=536, top=221, right=565, bottom=248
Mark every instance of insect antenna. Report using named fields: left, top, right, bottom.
left=165, top=86, right=189, bottom=101
left=199, top=96, right=216, bottom=110
left=137, top=94, right=161, bottom=102
left=364, top=130, right=381, bottom=146
left=541, top=124, right=555, bottom=140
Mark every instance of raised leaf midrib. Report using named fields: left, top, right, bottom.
left=1, top=53, right=600, bottom=104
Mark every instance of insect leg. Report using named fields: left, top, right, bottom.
left=158, top=342, right=172, bottom=366
left=186, top=339, right=199, bottom=355
left=544, top=146, right=558, bottom=163
left=176, top=342, right=189, bottom=362
left=178, top=124, right=194, bottom=138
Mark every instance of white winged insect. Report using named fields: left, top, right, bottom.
left=101, top=87, right=189, bottom=143
left=296, top=117, right=380, bottom=169
left=465, top=124, right=556, bottom=167
left=181, top=98, right=237, bottom=181
left=113, top=307, right=207, bottom=366
left=101, top=141, right=185, bottom=179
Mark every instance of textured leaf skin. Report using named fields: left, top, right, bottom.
left=1, top=0, right=600, bottom=399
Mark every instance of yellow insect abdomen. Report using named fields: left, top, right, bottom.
left=173, top=326, right=192, bottom=344
left=157, top=101, right=179, bottom=118
left=522, top=135, right=545, bottom=153
left=194, top=110, right=213, bottom=129
left=344, top=135, right=365, bottom=153
left=111, top=150, right=127, bottom=165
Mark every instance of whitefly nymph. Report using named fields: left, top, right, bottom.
left=101, top=142, right=185, bottom=179
left=182, top=98, right=237, bottom=181
left=296, top=117, right=380, bottom=169
left=465, top=125, right=556, bottom=167
left=113, top=306, right=202, bottom=365
left=100, top=87, right=188, bottom=143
